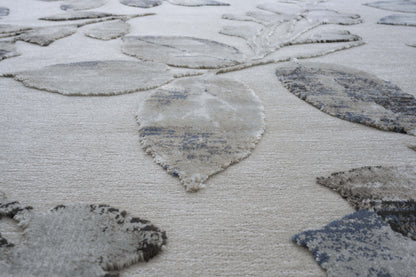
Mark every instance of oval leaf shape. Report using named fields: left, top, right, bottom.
left=167, top=0, right=229, bottom=6
left=378, top=14, right=416, bottom=26
left=122, top=36, right=244, bottom=69
left=276, top=62, right=416, bottom=135
left=363, top=0, right=416, bottom=13
left=85, top=20, right=130, bottom=40
left=0, top=192, right=166, bottom=277
left=137, top=76, right=265, bottom=191
left=292, top=210, right=416, bottom=277
left=120, top=0, right=163, bottom=8
left=317, top=165, right=416, bottom=240
left=60, top=0, right=109, bottom=11
left=9, top=60, right=175, bottom=96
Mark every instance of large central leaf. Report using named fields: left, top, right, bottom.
left=137, top=76, right=264, bottom=191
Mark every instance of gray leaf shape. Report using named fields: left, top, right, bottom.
left=0, top=41, right=20, bottom=61
left=292, top=210, right=416, bottom=277
left=0, top=24, right=31, bottom=38
left=363, top=0, right=416, bottom=13
left=137, top=76, right=264, bottom=191
left=60, top=0, right=109, bottom=11
left=17, top=25, right=78, bottom=46
left=276, top=62, right=416, bottom=135
left=7, top=60, right=175, bottom=96
left=120, top=0, right=163, bottom=8
left=122, top=36, right=244, bottom=69
left=290, top=29, right=361, bottom=44
left=0, top=191, right=166, bottom=277
left=39, top=11, right=115, bottom=21
left=378, top=14, right=416, bottom=26
left=85, top=20, right=130, bottom=40
left=317, top=165, right=416, bottom=239
left=166, top=0, right=229, bottom=6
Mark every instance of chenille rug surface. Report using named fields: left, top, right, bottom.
left=0, top=0, right=415, bottom=276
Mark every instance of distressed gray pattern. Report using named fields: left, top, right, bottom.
left=317, top=165, right=416, bottom=239
left=0, top=192, right=166, bottom=277
left=292, top=210, right=416, bottom=277
left=378, top=14, right=416, bottom=26
left=276, top=62, right=416, bottom=135
left=7, top=60, right=175, bottom=96
left=363, top=0, right=416, bottom=13
left=137, top=76, right=264, bottom=191
left=122, top=36, right=244, bottom=69
left=85, top=20, right=130, bottom=40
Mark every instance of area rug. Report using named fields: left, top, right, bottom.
left=0, top=0, right=415, bottom=276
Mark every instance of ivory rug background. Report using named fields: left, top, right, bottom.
left=1, top=0, right=415, bottom=276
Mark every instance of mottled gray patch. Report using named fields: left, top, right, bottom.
left=317, top=166, right=416, bottom=239
left=120, top=0, right=162, bottom=8
left=9, top=60, right=174, bottom=96
left=60, top=0, right=109, bottom=11
left=0, top=7, right=9, bottom=17
left=17, top=25, right=78, bottom=46
left=0, top=191, right=166, bottom=277
left=137, top=76, right=264, bottom=191
left=276, top=62, right=416, bottom=135
left=378, top=14, right=416, bottom=26
left=85, top=20, right=129, bottom=40
left=292, top=210, right=416, bottom=277
left=0, top=42, right=20, bottom=61
left=166, top=0, right=229, bottom=6
left=39, top=11, right=114, bottom=21
left=122, top=36, right=244, bottom=69
left=364, top=0, right=416, bottom=13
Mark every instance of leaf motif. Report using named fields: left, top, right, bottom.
left=39, top=11, right=115, bottom=21
left=60, top=0, right=109, bottom=11
left=8, top=60, right=175, bottom=96
left=0, top=192, right=166, bottom=277
left=17, top=25, right=78, bottom=46
left=137, top=76, right=264, bottom=191
left=378, top=14, right=416, bottom=26
left=166, top=0, right=229, bottom=6
left=221, top=5, right=362, bottom=59
left=85, top=20, right=130, bottom=40
left=120, top=0, right=163, bottom=8
left=290, top=28, right=361, bottom=44
left=363, top=0, right=416, bottom=13
left=122, top=36, right=244, bottom=69
left=276, top=62, right=416, bottom=135
left=292, top=210, right=416, bottom=277
left=317, top=165, right=416, bottom=239
left=0, top=24, right=31, bottom=38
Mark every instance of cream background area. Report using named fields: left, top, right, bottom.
left=1, top=0, right=415, bottom=276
